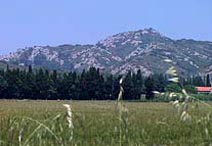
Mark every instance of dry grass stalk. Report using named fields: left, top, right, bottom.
left=117, top=77, right=129, bottom=146
left=164, top=59, right=191, bottom=121
left=18, top=128, right=23, bottom=146
left=63, top=104, right=74, bottom=141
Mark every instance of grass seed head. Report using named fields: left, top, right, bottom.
left=153, top=91, right=160, bottom=94
left=168, top=77, right=179, bottom=83
left=119, top=78, right=123, bottom=85
left=166, top=66, right=177, bottom=76
left=63, top=104, right=74, bottom=128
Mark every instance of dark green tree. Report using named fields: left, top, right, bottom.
left=144, top=76, right=155, bottom=100
left=165, top=83, right=181, bottom=93
left=206, top=74, right=211, bottom=87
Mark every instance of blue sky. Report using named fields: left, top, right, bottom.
left=0, top=0, right=212, bottom=54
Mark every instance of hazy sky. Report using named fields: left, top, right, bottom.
left=0, top=0, right=212, bottom=54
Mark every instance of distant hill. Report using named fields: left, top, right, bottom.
left=0, top=28, right=212, bottom=76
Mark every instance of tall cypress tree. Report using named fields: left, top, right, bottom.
left=104, top=74, right=114, bottom=99
left=123, top=71, right=134, bottom=100
left=206, top=74, right=211, bottom=87
left=145, top=76, right=155, bottom=100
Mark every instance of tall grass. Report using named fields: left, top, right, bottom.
left=1, top=101, right=212, bottom=145
left=163, top=58, right=212, bottom=142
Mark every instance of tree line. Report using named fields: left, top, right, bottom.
left=0, top=65, right=210, bottom=100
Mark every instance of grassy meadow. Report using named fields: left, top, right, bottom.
left=0, top=100, right=212, bottom=146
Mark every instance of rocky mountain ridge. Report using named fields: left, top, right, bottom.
left=0, top=28, right=212, bottom=76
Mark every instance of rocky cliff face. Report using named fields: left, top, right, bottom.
left=0, top=28, right=212, bottom=76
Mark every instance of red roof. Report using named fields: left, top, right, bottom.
left=196, top=87, right=212, bottom=92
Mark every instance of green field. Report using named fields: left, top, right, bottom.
left=0, top=100, right=212, bottom=146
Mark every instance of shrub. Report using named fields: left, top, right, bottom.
left=165, top=83, right=181, bottom=93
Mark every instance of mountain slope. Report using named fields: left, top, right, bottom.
left=0, top=28, right=212, bottom=76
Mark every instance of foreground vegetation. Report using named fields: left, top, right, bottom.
left=0, top=100, right=212, bottom=146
